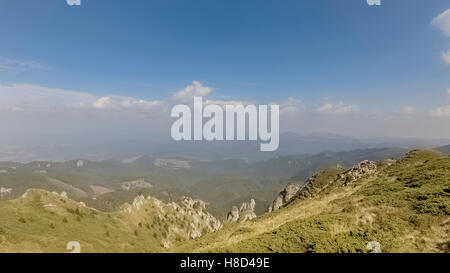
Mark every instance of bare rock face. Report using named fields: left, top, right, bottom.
left=227, top=206, right=240, bottom=222
left=121, top=194, right=221, bottom=247
left=0, top=187, right=12, bottom=198
left=268, top=183, right=301, bottom=212
left=76, top=160, right=84, bottom=168
left=178, top=196, right=222, bottom=238
left=226, top=199, right=257, bottom=223
left=268, top=160, right=378, bottom=212
left=295, top=173, right=323, bottom=200
left=337, top=160, right=377, bottom=185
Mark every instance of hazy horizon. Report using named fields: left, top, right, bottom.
left=1, top=1, right=450, bottom=159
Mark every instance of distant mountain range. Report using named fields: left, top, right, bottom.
left=1, top=132, right=449, bottom=162
left=0, top=147, right=409, bottom=217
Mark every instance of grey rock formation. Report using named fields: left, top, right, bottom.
left=121, top=194, right=221, bottom=247
left=337, top=160, right=377, bottom=185
left=268, top=160, right=378, bottom=212
left=226, top=199, right=257, bottom=223
left=227, top=206, right=240, bottom=222
left=0, top=187, right=12, bottom=198
left=76, top=160, right=84, bottom=168
left=268, top=183, right=301, bottom=212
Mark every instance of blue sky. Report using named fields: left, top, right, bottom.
left=1, top=0, right=450, bottom=148
left=0, top=0, right=448, bottom=104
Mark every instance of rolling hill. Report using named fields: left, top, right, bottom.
left=0, top=189, right=220, bottom=252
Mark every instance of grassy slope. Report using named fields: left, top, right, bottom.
left=0, top=189, right=169, bottom=253
left=173, top=150, right=449, bottom=253
left=0, top=189, right=222, bottom=253
left=0, top=150, right=448, bottom=253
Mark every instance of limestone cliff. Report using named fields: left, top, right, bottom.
left=268, top=160, right=379, bottom=212
left=120, top=195, right=221, bottom=248
left=226, top=199, right=257, bottom=223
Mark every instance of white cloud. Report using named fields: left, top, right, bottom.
left=173, top=81, right=211, bottom=103
left=172, top=81, right=248, bottom=107
left=0, top=84, right=162, bottom=112
left=279, top=97, right=303, bottom=114
left=431, top=105, right=450, bottom=117
left=316, top=101, right=358, bottom=115
left=442, top=49, right=450, bottom=64
left=394, top=106, right=416, bottom=115
left=3, top=81, right=450, bottom=148
left=205, top=99, right=246, bottom=106
left=92, top=97, right=111, bottom=109
left=66, top=0, right=81, bottom=6
left=0, top=84, right=97, bottom=110
left=429, top=88, right=450, bottom=117
left=431, top=9, right=450, bottom=37
left=92, top=96, right=162, bottom=110
left=0, top=58, right=49, bottom=73
left=203, top=96, right=301, bottom=114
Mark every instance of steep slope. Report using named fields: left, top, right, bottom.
left=173, top=150, right=449, bottom=253
left=0, top=190, right=220, bottom=252
left=289, top=147, right=405, bottom=181
left=268, top=167, right=344, bottom=212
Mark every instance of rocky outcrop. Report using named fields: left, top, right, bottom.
left=121, top=194, right=221, bottom=247
left=268, top=183, right=301, bottom=212
left=268, top=160, right=378, bottom=212
left=180, top=196, right=222, bottom=237
left=295, top=172, right=325, bottom=200
left=226, top=199, right=257, bottom=223
left=336, top=160, right=377, bottom=185
left=76, top=160, right=84, bottom=168
left=0, top=187, right=12, bottom=198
